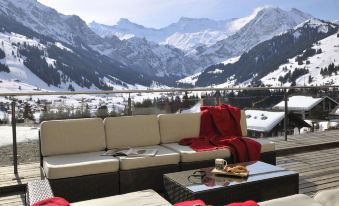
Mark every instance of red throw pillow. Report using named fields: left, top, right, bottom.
left=174, top=200, right=208, bottom=206
left=32, top=197, right=70, bottom=206
left=226, top=200, right=259, bottom=206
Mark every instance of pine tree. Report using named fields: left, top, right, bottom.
left=23, top=103, right=34, bottom=120
left=96, top=105, right=109, bottom=119
left=0, top=48, right=5, bottom=59
left=83, top=104, right=91, bottom=118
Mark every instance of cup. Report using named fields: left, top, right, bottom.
left=215, top=158, right=227, bottom=170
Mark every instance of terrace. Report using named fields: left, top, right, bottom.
left=0, top=85, right=338, bottom=205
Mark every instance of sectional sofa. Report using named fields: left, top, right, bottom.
left=39, top=111, right=276, bottom=202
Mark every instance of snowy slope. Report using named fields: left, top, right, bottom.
left=194, top=7, right=313, bottom=64
left=261, top=31, right=339, bottom=86
left=0, top=32, right=67, bottom=91
left=0, top=31, right=158, bottom=92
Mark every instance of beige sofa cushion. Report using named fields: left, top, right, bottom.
left=40, top=118, right=106, bottom=156
left=158, top=113, right=201, bottom=144
left=162, top=143, right=231, bottom=162
left=119, top=145, right=180, bottom=170
left=43, top=151, right=119, bottom=179
left=71, top=189, right=171, bottom=206
left=159, top=111, right=247, bottom=144
left=259, top=194, right=322, bottom=206
left=314, top=187, right=339, bottom=206
left=104, top=115, right=160, bottom=149
left=243, top=137, right=275, bottom=153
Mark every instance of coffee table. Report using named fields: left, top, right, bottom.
left=163, top=161, right=298, bottom=205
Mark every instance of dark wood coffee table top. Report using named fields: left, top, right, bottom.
left=164, top=161, right=299, bottom=204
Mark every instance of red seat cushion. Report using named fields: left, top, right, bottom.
left=32, top=197, right=69, bottom=206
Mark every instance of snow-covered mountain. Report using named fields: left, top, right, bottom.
left=91, top=36, right=201, bottom=81
left=0, top=0, right=102, bottom=47
left=189, top=19, right=338, bottom=87
left=0, top=13, right=155, bottom=91
left=193, top=7, right=313, bottom=65
left=90, top=7, right=313, bottom=75
left=89, top=17, right=234, bottom=51
left=0, top=0, right=201, bottom=83
left=1, top=0, right=332, bottom=90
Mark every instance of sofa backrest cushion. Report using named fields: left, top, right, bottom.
left=240, top=110, right=248, bottom=136
left=40, top=118, right=106, bottom=157
left=158, top=113, right=201, bottom=144
left=104, top=115, right=160, bottom=149
left=159, top=110, right=248, bottom=143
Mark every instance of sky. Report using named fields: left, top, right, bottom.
left=37, top=0, right=339, bottom=28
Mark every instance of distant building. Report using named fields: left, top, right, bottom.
left=273, top=96, right=338, bottom=120
left=245, top=110, right=310, bottom=138
left=329, top=105, right=339, bottom=120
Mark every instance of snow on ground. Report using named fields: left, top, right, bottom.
left=0, top=126, right=38, bottom=146
left=273, top=96, right=322, bottom=111
left=177, top=72, right=201, bottom=86
left=54, top=42, right=73, bottom=53
left=245, top=110, right=285, bottom=132
left=261, top=32, right=339, bottom=86
left=222, top=56, right=240, bottom=65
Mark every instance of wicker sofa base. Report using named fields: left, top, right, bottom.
left=119, top=164, right=180, bottom=194
left=260, top=151, right=276, bottom=165
left=48, top=172, right=119, bottom=203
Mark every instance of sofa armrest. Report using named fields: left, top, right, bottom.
left=26, top=180, right=54, bottom=206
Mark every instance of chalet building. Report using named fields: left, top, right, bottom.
left=329, top=105, right=339, bottom=120
left=273, top=96, right=338, bottom=120
left=245, top=110, right=310, bottom=138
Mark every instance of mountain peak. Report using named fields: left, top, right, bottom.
left=117, top=18, right=134, bottom=25
left=295, top=18, right=333, bottom=29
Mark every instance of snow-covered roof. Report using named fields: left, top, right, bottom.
left=245, top=110, right=285, bottom=132
left=0, top=111, right=6, bottom=120
left=273, top=96, right=323, bottom=111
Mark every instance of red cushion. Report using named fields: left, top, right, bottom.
left=32, top=197, right=69, bottom=206
left=174, top=200, right=208, bottom=206
left=226, top=200, right=259, bottom=206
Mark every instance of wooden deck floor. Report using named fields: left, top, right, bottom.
left=0, top=130, right=339, bottom=205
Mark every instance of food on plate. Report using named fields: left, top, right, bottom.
left=223, top=165, right=248, bottom=174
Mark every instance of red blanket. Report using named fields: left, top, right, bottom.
left=179, top=104, right=261, bottom=162
left=32, top=197, right=69, bottom=206
left=226, top=200, right=259, bottom=206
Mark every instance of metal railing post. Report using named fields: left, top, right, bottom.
left=215, top=90, right=221, bottom=105
left=127, top=93, right=132, bottom=116
left=11, top=100, right=18, bottom=174
left=284, top=89, right=288, bottom=141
